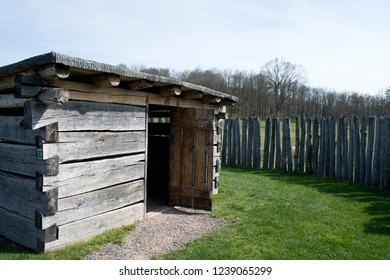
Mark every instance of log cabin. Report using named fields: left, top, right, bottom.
left=0, top=52, right=238, bottom=252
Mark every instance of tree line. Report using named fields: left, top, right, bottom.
left=119, top=58, right=390, bottom=118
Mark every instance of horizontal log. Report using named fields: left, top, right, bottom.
left=40, top=153, right=145, bottom=197
left=41, top=131, right=145, bottom=163
left=0, top=207, right=56, bottom=252
left=44, top=202, right=144, bottom=251
left=0, top=116, right=57, bottom=144
left=126, top=79, right=154, bottom=90
left=182, top=91, right=203, bottom=100
left=0, top=170, right=58, bottom=219
left=202, top=95, right=221, bottom=104
left=37, top=88, right=70, bottom=105
left=0, top=142, right=59, bottom=177
left=39, top=64, right=70, bottom=80
left=23, top=100, right=146, bottom=131
left=15, top=73, right=48, bottom=86
left=92, top=73, right=121, bottom=88
left=159, top=85, right=181, bottom=96
left=15, top=86, right=43, bottom=97
left=51, top=79, right=220, bottom=111
left=0, top=94, right=28, bottom=108
left=0, top=75, right=16, bottom=91
left=37, top=180, right=144, bottom=229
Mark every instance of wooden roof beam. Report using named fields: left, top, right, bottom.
left=202, top=95, right=221, bottom=104
left=159, top=85, right=181, bottom=96
left=91, top=73, right=120, bottom=88
left=39, top=64, right=70, bottom=81
left=126, top=79, right=154, bottom=91
left=182, top=90, right=203, bottom=100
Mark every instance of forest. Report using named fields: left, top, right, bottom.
left=119, top=58, right=390, bottom=118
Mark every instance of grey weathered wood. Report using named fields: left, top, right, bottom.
left=39, top=63, right=71, bottom=80
left=0, top=116, right=57, bottom=144
left=269, top=118, right=276, bottom=169
left=227, top=119, right=233, bottom=166
left=37, top=88, right=70, bottom=105
left=336, top=117, right=343, bottom=179
left=37, top=179, right=144, bottom=229
left=353, top=116, right=360, bottom=182
left=14, top=86, right=43, bottom=97
left=275, top=118, right=281, bottom=170
left=384, top=117, right=390, bottom=191
left=241, top=118, right=248, bottom=167
left=263, top=117, right=271, bottom=169
left=253, top=117, right=261, bottom=169
left=378, top=118, right=386, bottom=189
left=15, top=73, right=48, bottom=86
left=324, top=118, right=330, bottom=176
left=231, top=119, right=237, bottom=166
left=329, top=117, right=336, bottom=178
left=348, top=117, right=355, bottom=182
left=0, top=207, right=56, bottom=252
left=312, top=118, right=319, bottom=175
left=365, top=117, right=376, bottom=185
left=42, top=131, right=145, bottom=163
left=44, top=202, right=144, bottom=252
left=126, top=79, right=154, bottom=91
left=342, top=116, right=349, bottom=180
left=0, top=94, right=29, bottom=108
left=23, top=100, right=146, bottom=131
left=41, top=154, right=145, bottom=198
left=359, top=118, right=367, bottom=184
left=298, top=116, right=305, bottom=173
left=294, top=116, right=300, bottom=172
left=286, top=118, right=293, bottom=172
left=235, top=118, right=241, bottom=166
left=247, top=117, right=254, bottom=167
left=160, top=85, right=181, bottom=96
left=0, top=142, right=59, bottom=177
left=281, top=118, right=287, bottom=170
left=0, top=170, right=58, bottom=219
left=318, top=119, right=325, bottom=176
left=221, top=119, right=228, bottom=166
left=306, top=118, right=312, bottom=174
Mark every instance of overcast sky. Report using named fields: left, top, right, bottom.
left=0, top=0, right=389, bottom=94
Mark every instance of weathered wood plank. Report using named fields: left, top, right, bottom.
left=23, top=100, right=146, bottom=131
left=281, top=118, right=287, bottom=171
left=0, top=207, right=56, bottom=252
left=275, top=118, right=281, bottom=170
left=298, top=117, right=306, bottom=173
left=306, top=118, right=312, bottom=174
left=312, top=118, right=319, bottom=175
left=37, top=180, right=144, bottom=229
left=0, top=116, right=57, bottom=144
left=342, top=116, right=349, bottom=180
left=329, top=117, right=336, bottom=178
left=353, top=116, right=360, bottom=182
left=0, top=142, right=59, bottom=177
left=0, top=94, right=28, bottom=108
left=359, top=118, right=367, bottom=184
left=41, top=154, right=145, bottom=198
left=41, top=131, right=145, bottom=163
left=263, top=117, right=271, bottom=169
left=241, top=118, right=248, bottom=167
left=336, top=117, right=343, bottom=179
left=318, top=119, right=325, bottom=176
left=247, top=117, right=254, bottom=167
left=253, top=117, right=261, bottom=169
left=44, top=202, right=144, bottom=252
left=0, top=170, right=58, bottom=219
left=286, top=118, right=293, bottom=172
left=348, top=117, right=355, bottom=182
left=221, top=120, right=228, bottom=166
left=294, top=116, right=300, bottom=172
left=126, top=79, right=154, bottom=91
left=365, top=117, right=375, bottom=185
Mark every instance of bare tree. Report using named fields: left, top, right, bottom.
left=261, top=58, right=306, bottom=117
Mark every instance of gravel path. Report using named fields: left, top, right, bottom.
left=85, top=207, right=225, bottom=260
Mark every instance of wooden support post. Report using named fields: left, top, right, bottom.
left=263, top=117, right=271, bottom=169
left=254, top=117, right=261, bottom=169
left=241, top=118, right=248, bottom=167
left=342, top=116, right=349, bottom=180
left=312, top=117, right=319, bottom=175
left=294, top=116, right=300, bottom=172
left=281, top=118, right=287, bottom=171
left=275, top=118, right=281, bottom=170
left=39, top=64, right=70, bottom=80
left=299, top=116, right=305, bottom=173
left=324, top=118, right=330, bottom=177
left=234, top=118, right=241, bottom=166
left=318, top=119, right=325, bottom=176
left=336, top=117, right=343, bottom=179
left=359, top=118, right=367, bottom=184
left=286, top=118, right=293, bottom=172
left=348, top=117, right=354, bottom=182
left=222, top=120, right=228, bottom=166
left=247, top=117, right=254, bottom=167
left=353, top=116, right=360, bottom=183
left=269, top=118, right=276, bottom=169
left=329, top=117, right=336, bottom=178
left=365, top=117, right=375, bottom=186
left=306, top=118, right=312, bottom=174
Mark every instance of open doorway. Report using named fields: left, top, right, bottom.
left=146, top=105, right=172, bottom=212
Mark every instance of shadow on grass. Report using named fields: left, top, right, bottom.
left=224, top=167, right=390, bottom=236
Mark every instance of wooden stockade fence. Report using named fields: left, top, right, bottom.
left=222, top=116, right=390, bottom=191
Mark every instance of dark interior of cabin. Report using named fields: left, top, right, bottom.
left=146, top=105, right=172, bottom=212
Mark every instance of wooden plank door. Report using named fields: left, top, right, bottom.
left=169, top=107, right=214, bottom=210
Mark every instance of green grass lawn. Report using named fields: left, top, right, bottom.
left=1, top=167, right=389, bottom=260
left=161, top=167, right=390, bottom=260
